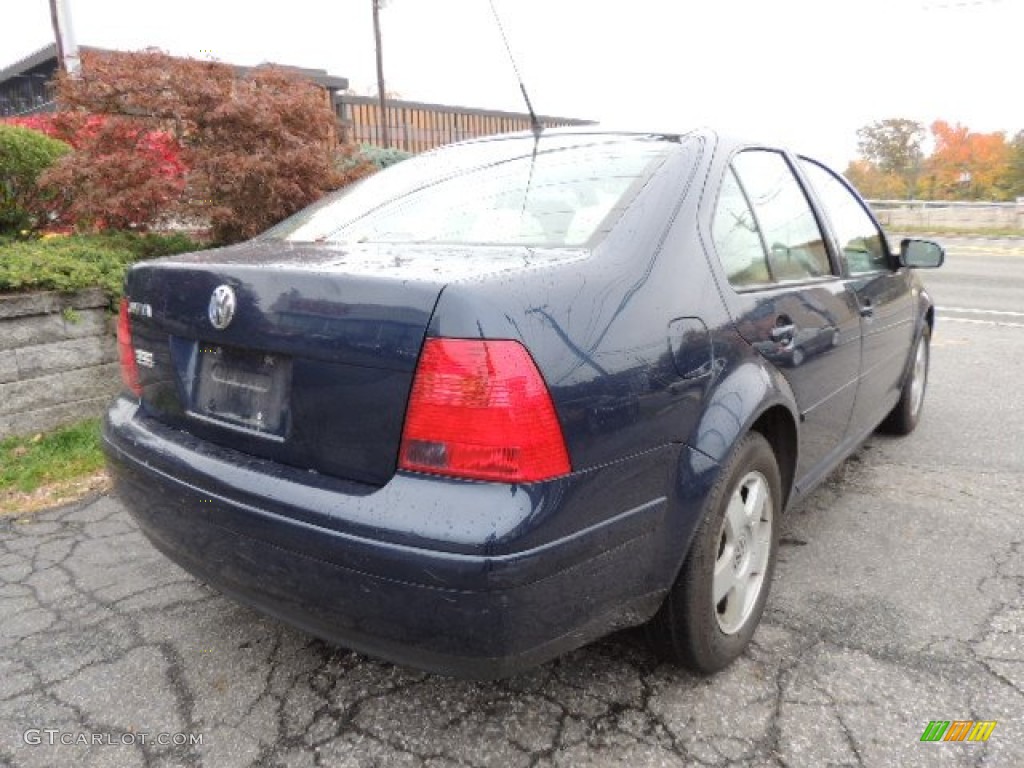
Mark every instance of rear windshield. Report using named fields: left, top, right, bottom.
left=264, top=135, right=680, bottom=247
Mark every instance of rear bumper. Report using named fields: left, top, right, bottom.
left=104, top=398, right=687, bottom=678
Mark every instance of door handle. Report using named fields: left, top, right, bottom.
left=770, top=323, right=796, bottom=343
left=859, top=300, right=874, bottom=318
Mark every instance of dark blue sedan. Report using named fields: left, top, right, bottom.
left=103, top=129, right=943, bottom=678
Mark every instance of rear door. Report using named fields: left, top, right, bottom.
left=709, top=149, right=862, bottom=485
left=796, top=158, right=915, bottom=433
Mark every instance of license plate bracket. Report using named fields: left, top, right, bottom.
left=192, top=344, right=291, bottom=436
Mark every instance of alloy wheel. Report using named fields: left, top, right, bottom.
left=713, top=471, right=774, bottom=635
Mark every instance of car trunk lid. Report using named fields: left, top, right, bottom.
left=124, top=241, right=450, bottom=486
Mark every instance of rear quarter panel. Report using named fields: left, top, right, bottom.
left=429, top=143, right=722, bottom=468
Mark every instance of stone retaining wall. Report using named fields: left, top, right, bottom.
left=0, top=289, right=118, bottom=439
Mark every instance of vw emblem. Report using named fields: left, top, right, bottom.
left=208, top=285, right=236, bottom=330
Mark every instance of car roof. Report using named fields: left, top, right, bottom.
left=437, top=125, right=798, bottom=161
left=448, top=124, right=701, bottom=144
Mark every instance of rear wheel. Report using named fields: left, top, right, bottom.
left=882, top=325, right=930, bottom=435
left=647, top=432, right=781, bottom=673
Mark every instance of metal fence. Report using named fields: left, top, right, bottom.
left=0, top=73, right=55, bottom=117
left=336, top=95, right=593, bottom=154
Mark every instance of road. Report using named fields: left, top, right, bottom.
left=1, top=238, right=1022, bottom=768
left=918, top=236, right=1024, bottom=319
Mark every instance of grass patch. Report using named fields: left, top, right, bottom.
left=0, top=419, right=108, bottom=514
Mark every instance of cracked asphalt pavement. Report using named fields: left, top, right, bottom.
left=2, top=263, right=1022, bottom=766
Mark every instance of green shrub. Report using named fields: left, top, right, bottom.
left=0, top=232, right=204, bottom=298
left=358, top=143, right=412, bottom=170
left=0, top=125, right=71, bottom=234
left=82, top=231, right=205, bottom=260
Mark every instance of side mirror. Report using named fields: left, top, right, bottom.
left=899, top=238, right=944, bottom=269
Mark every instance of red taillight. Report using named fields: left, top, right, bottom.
left=117, top=298, right=142, bottom=396
left=399, top=338, right=571, bottom=483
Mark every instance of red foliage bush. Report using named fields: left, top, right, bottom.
left=3, top=115, right=60, bottom=136
left=3, top=113, right=187, bottom=231
left=47, top=118, right=186, bottom=231
left=5, top=113, right=185, bottom=182
left=50, top=50, right=373, bottom=243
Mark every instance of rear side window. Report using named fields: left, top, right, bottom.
left=799, top=158, right=889, bottom=274
left=731, top=150, right=832, bottom=282
left=712, top=168, right=771, bottom=286
left=266, top=137, right=680, bottom=247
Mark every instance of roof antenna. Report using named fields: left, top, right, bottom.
left=487, top=0, right=542, bottom=138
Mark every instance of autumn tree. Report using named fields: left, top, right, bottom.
left=52, top=49, right=371, bottom=242
left=925, top=120, right=1012, bottom=200
left=855, top=119, right=925, bottom=197
left=843, top=159, right=905, bottom=200
left=1007, top=130, right=1024, bottom=199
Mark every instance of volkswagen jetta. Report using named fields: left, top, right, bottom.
left=104, top=128, right=943, bottom=678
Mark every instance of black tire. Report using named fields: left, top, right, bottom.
left=881, top=325, right=931, bottom=436
left=646, top=432, right=782, bottom=674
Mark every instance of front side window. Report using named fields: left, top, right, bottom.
left=731, top=151, right=832, bottom=282
left=799, top=158, right=889, bottom=274
left=264, top=136, right=681, bottom=248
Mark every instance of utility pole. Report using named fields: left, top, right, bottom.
left=372, top=0, right=389, bottom=148
left=49, top=0, right=80, bottom=75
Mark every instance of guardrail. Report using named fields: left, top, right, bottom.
left=867, top=199, right=1023, bottom=209
left=866, top=199, right=1024, bottom=230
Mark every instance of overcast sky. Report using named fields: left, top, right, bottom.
left=2, top=0, right=1020, bottom=168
